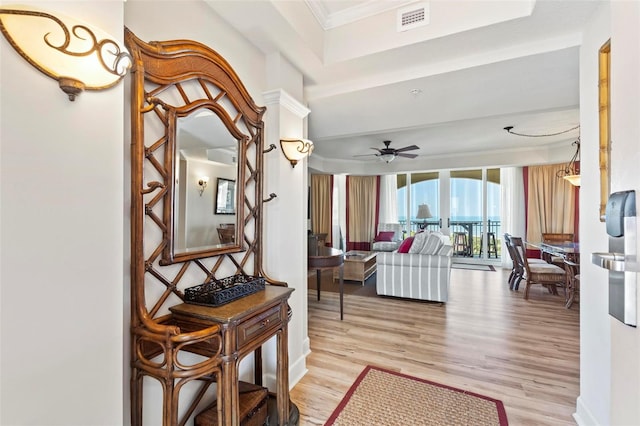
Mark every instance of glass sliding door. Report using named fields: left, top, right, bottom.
left=449, top=168, right=502, bottom=260
left=410, top=172, right=439, bottom=234
left=450, top=170, right=483, bottom=257
left=485, top=168, right=502, bottom=260
left=396, top=168, right=502, bottom=262
left=397, top=173, right=440, bottom=235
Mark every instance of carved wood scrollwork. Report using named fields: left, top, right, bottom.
left=125, top=27, right=282, bottom=425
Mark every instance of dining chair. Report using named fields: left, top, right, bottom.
left=504, top=234, right=520, bottom=290
left=541, top=233, right=575, bottom=264
left=511, top=236, right=566, bottom=299
left=563, top=258, right=580, bottom=308
left=542, top=233, right=574, bottom=243
left=505, top=234, right=548, bottom=290
left=217, top=226, right=235, bottom=244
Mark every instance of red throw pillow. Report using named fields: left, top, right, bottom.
left=397, top=236, right=414, bottom=253
left=374, top=231, right=395, bottom=242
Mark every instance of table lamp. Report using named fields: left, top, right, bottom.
left=416, top=204, right=433, bottom=230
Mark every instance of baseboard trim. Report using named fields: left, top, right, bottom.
left=574, top=395, right=601, bottom=425
left=302, top=336, right=311, bottom=357
left=288, top=352, right=309, bottom=389
left=263, top=348, right=309, bottom=391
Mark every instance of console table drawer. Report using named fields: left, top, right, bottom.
left=237, top=305, right=282, bottom=348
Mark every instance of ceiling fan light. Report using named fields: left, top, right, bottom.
left=380, top=153, right=395, bottom=163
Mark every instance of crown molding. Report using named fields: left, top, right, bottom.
left=262, top=89, right=310, bottom=119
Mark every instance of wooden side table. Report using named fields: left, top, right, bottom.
left=169, top=285, right=296, bottom=425
left=308, top=246, right=345, bottom=320
left=334, top=250, right=377, bottom=285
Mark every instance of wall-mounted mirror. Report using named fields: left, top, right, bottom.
left=160, top=101, right=251, bottom=265
left=170, top=109, right=242, bottom=260
left=126, top=28, right=266, bottom=268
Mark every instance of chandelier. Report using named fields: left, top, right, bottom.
left=503, top=125, right=581, bottom=186
left=557, top=139, right=581, bottom=186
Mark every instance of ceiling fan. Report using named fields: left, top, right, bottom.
left=354, top=140, right=420, bottom=163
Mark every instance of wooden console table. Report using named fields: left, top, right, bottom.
left=169, top=285, right=296, bottom=425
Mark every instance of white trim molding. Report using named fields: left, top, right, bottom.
left=262, top=89, right=310, bottom=119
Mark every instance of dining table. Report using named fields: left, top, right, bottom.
left=308, top=245, right=345, bottom=320
left=538, top=241, right=580, bottom=262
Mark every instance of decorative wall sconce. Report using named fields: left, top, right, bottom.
left=197, top=176, right=209, bottom=196
left=557, top=139, right=581, bottom=187
left=280, top=138, right=314, bottom=168
left=0, top=6, right=131, bottom=101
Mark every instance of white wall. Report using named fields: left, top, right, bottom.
left=608, top=1, right=640, bottom=424
left=0, top=1, right=125, bottom=424
left=262, top=89, right=311, bottom=388
left=577, top=2, right=640, bottom=425
left=0, top=1, right=308, bottom=424
left=575, top=3, right=611, bottom=424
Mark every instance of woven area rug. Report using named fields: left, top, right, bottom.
left=325, top=366, right=508, bottom=426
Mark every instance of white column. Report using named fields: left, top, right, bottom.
left=261, top=88, right=312, bottom=390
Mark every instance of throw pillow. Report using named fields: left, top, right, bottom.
left=397, top=237, right=414, bottom=253
left=374, top=231, right=395, bottom=242
left=420, top=233, right=444, bottom=255
left=438, top=244, right=453, bottom=256
left=408, top=231, right=429, bottom=253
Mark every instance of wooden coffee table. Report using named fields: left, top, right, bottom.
left=334, top=250, right=377, bottom=285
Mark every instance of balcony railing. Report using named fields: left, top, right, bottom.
left=399, top=219, right=502, bottom=258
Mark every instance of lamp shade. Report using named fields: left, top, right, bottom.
left=280, top=138, right=314, bottom=168
left=563, top=175, right=581, bottom=186
left=0, top=6, right=131, bottom=100
left=557, top=139, right=581, bottom=187
left=416, top=204, right=433, bottom=219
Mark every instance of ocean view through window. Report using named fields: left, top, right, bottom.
left=397, top=168, right=502, bottom=259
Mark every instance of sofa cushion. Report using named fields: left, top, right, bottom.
left=374, top=231, right=396, bottom=242
left=438, top=244, right=454, bottom=256
left=420, top=233, right=444, bottom=255
left=408, top=231, right=429, bottom=253
left=397, top=237, right=414, bottom=253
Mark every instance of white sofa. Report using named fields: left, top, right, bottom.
left=371, top=222, right=404, bottom=252
left=376, top=231, right=453, bottom=302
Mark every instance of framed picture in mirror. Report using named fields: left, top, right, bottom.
left=215, top=178, right=236, bottom=215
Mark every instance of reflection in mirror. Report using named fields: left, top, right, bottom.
left=174, top=109, right=239, bottom=255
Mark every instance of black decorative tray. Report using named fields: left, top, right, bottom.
left=184, top=274, right=265, bottom=307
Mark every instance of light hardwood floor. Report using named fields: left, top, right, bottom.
left=290, top=266, right=579, bottom=425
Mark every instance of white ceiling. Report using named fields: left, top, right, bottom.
left=205, top=0, right=600, bottom=173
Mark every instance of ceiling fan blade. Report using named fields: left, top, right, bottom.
left=394, top=145, right=420, bottom=153
left=353, top=153, right=378, bottom=157
left=396, top=153, right=418, bottom=159
left=370, top=147, right=383, bottom=153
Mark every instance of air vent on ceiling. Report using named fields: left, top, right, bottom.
left=397, top=2, right=429, bottom=32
